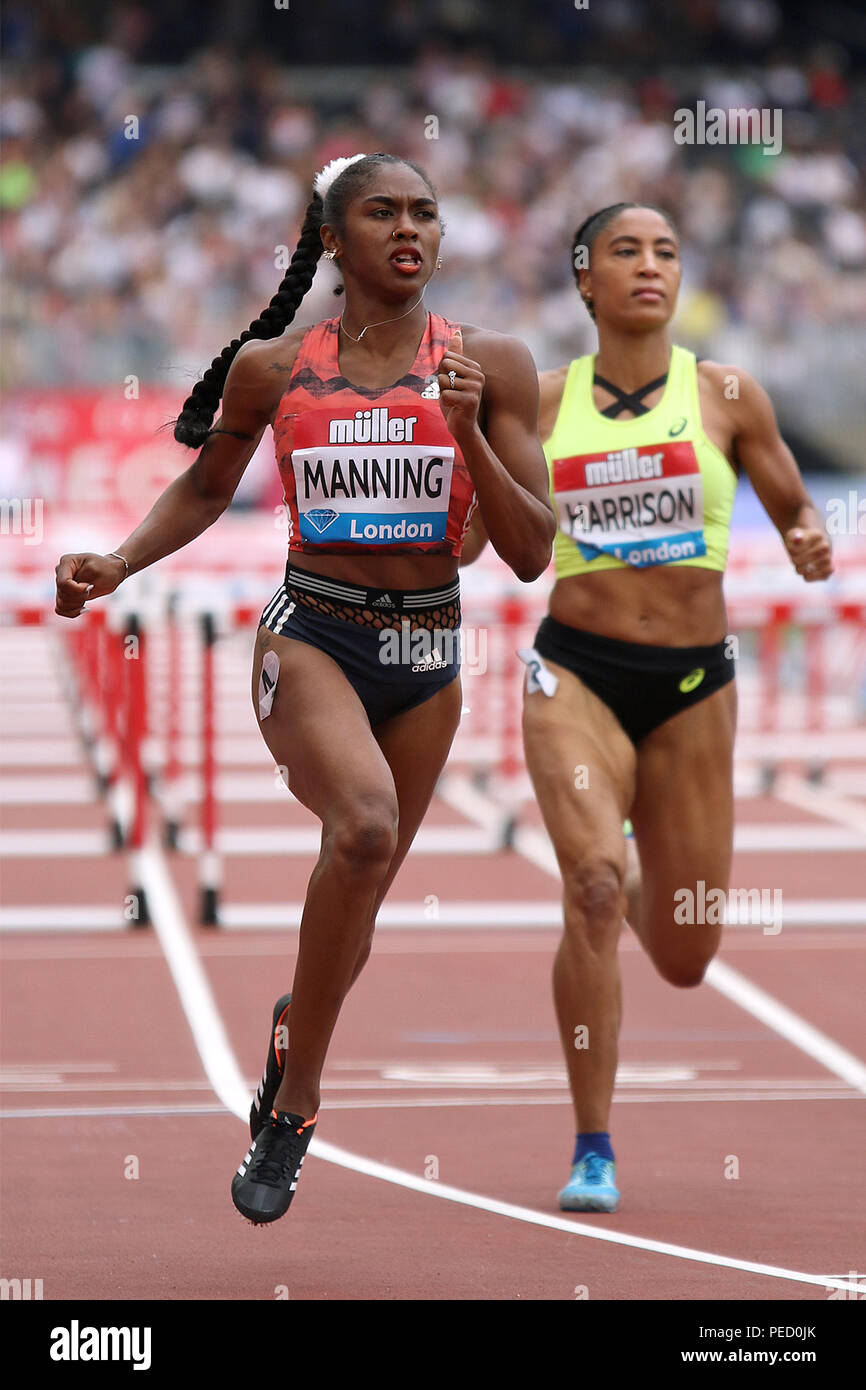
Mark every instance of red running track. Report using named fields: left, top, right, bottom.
left=2, top=624, right=865, bottom=1302
left=1, top=814, right=865, bottom=1300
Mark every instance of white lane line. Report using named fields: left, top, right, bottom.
left=136, top=835, right=863, bottom=1297
left=0, top=741, right=83, bottom=766
left=3, top=1074, right=856, bottom=1098
left=440, top=773, right=866, bottom=1097
left=0, top=907, right=124, bottom=930
left=3, top=932, right=865, bottom=957
left=0, top=1078, right=234, bottom=1092
left=285, top=1089, right=866, bottom=1107
left=220, top=901, right=561, bottom=928
left=705, top=960, right=866, bottom=1095
left=0, top=830, right=114, bottom=856
left=5, top=901, right=863, bottom=933
left=5, top=1087, right=864, bottom=1121
left=0, top=902, right=562, bottom=933
left=777, top=902, right=866, bottom=925
left=266, top=1139, right=866, bottom=1294
left=219, top=900, right=866, bottom=929
left=0, top=775, right=96, bottom=804
left=176, top=826, right=495, bottom=855
left=732, top=825, right=865, bottom=851
left=136, top=844, right=251, bottom=1122
left=1, top=1104, right=229, bottom=1119
left=775, top=774, right=866, bottom=841
left=737, top=731, right=866, bottom=760
left=6, top=822, right=858, bottom=855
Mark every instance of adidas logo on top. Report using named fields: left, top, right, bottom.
left=421, top=376, right=440, bottom=399
left=370, top=593, right=395, bottom=608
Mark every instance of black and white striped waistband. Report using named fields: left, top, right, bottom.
left=283, top=562, right=460, bottom=613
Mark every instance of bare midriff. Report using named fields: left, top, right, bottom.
left=548, top=565, right=728, bottom=647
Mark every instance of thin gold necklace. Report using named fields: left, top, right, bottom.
left=339, top=291, right=426, bottom=342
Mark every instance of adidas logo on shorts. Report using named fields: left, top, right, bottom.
left=370, top=592, right=396, bottom=608
left=412, top=648, right=448, bottom=673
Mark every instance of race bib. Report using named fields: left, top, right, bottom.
left=552, top=441, right=706, bottom=568
left=291, top=407, right=455, bottom=546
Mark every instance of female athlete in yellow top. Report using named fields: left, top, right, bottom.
left=463, top=202, right=833, bottom=1212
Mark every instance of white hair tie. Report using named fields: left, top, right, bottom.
left=313, top=154, right=368, bottom=201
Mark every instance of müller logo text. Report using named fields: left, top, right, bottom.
left=328, top=409, right=418, bottom=443
left=49, top=1320, right=152, bottom=1371
left=585, top=449, right=664, bottom=487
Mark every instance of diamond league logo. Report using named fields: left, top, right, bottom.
left=305, top=508, right=340, bottom=533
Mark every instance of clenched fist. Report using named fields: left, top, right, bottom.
left=783, top=528, right=833, bottom=583
left=55, top=553, right=128, bottom=619
left=437, top=329, right=485, bottom=440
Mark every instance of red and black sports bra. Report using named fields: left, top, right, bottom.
left=273, top=311, right=477, bottom=556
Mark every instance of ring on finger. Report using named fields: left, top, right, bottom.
left=448, top=370, right=457, bottom=390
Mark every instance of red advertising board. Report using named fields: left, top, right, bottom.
left=1, top=387, right=282, bottom=513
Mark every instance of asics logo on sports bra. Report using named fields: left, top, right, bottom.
left=668, top=417, right=688, bottom=437
left=328, top=408, right=418, bottom=444
left=584, top=448, right=664, bottom=487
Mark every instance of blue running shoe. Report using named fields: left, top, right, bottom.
left=558, top=1154, right=620, bottom=1212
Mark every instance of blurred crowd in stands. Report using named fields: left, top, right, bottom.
left=2, top=1, right=864, bottom=464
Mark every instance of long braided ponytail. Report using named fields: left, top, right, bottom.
left=171, top=193, right=327, bottom=449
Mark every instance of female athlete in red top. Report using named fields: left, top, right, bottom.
left=55, top=153, right=555, bottom=1225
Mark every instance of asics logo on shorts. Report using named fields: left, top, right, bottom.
left=679, top=667, right=706, bottom=693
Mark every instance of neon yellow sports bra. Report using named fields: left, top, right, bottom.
left=545, top=346, right=737, bottom=577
